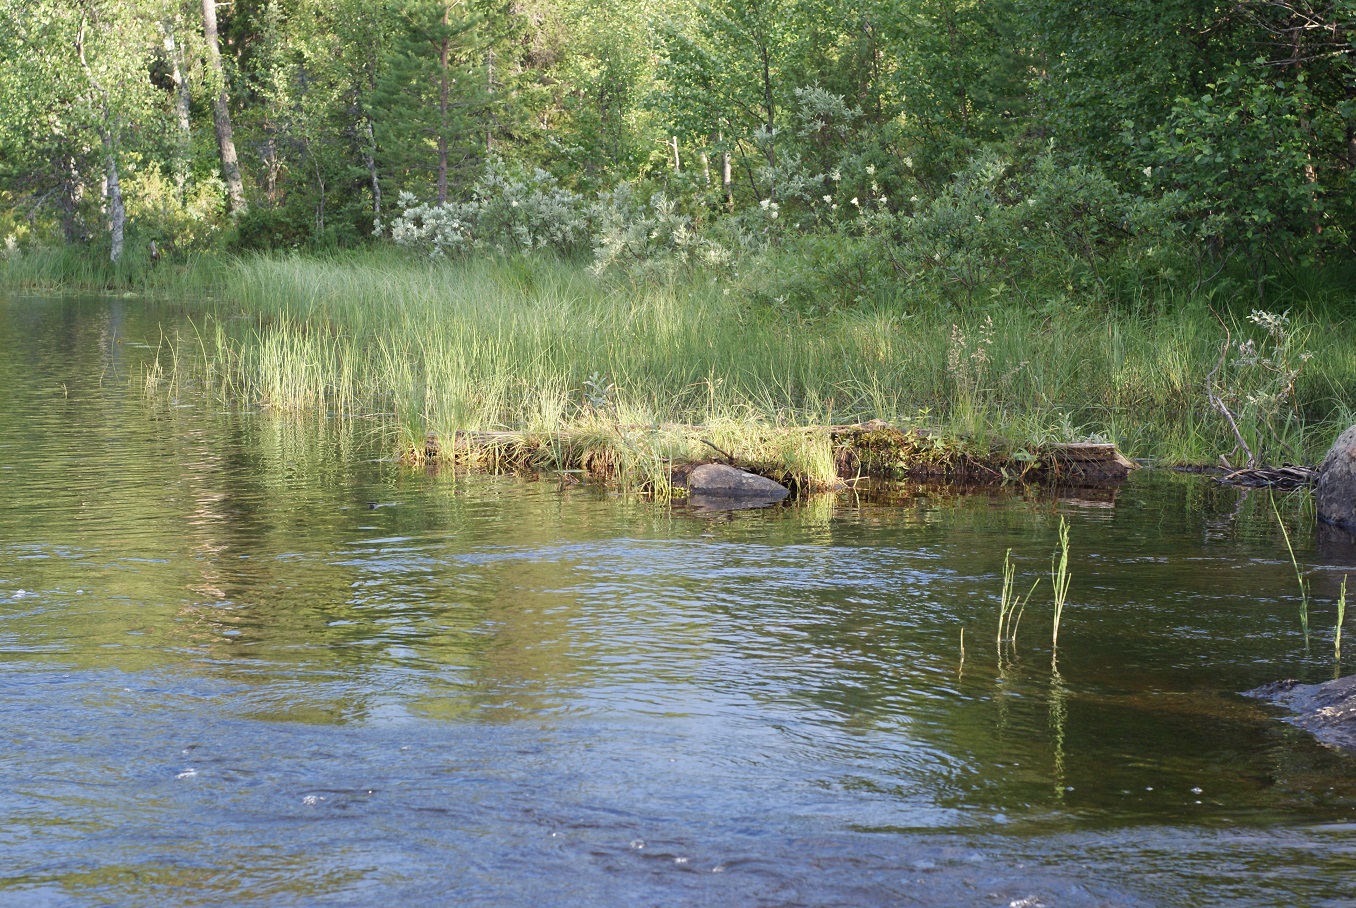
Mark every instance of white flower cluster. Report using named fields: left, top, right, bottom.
left=388, top=191, right=475, bottom=257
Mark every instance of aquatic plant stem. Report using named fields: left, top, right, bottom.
left=1270, top=493, right=1310, bottom=640
left=1051, top=516, right=1072, bottom=649
left=999, top=549, right=1017, bottom=646
left=998, top=548, right=1040, bottom=648
left=1337, top=575, right=1348, bottom=662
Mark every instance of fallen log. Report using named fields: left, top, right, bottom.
left=830, top=422, right=1136, bottom=483
left=414, top=421, right=1139, bottom=490
left=1217, top=464, right=1318, bottom=490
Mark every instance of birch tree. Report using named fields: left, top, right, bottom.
left=201, top=0, right=246, bottom=213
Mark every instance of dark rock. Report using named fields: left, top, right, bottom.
left=1317, top=425, right=1356, bottom=530
left=684, top=494, right=786, bottom=514
left=1317, top=520, right=1356, bottom=569
left=1244, top=674, right=1356, bottom=753
left=681, top=463, right=790, bottom=504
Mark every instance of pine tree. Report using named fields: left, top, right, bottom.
left=374, top=0, right=491, bottom=203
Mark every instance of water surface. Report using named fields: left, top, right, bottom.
left=1, top=295, right=1354, bottom=906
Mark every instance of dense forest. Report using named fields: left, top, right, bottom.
left=1, top=1, right=1354, bottom=292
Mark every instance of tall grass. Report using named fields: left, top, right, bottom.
left=93, top=249, right=1356, bottom=476
left=0, top=244, right=232, bottom=293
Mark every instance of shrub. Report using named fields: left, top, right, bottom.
left=389, top=160, right=589, bottom=257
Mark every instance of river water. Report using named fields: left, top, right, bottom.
left=1, top=295, right=1354, bottom=907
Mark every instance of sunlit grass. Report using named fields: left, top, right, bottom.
left=95, top=249, right=1356, bottom=483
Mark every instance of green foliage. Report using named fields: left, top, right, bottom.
left=124, top=166, right=226, bottom=253
left=1, top=0, right=1355, bottom=309
left=372, top=0, right=491, bottom=200
left=227, top=205, right=317, bottom=252
left=729, top=148, right=1188, bottom=313
left=1154, top=66, right=1328, bottom=255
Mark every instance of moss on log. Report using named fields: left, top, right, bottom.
left=410, top=420, right=1136, bottom=494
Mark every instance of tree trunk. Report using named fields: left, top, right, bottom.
left=671, top=136, right=681, bottom=173
left=944, top=4, right=969, bottom=136
left=437, top=11, right=450, bottom=205
left=202, top=0, right=246, bottom=214
left=162, top=19, right=192, bottom=139
left=720, top=131, right=732, bottom=206
left=55, top=153, right=83, bottom=244
left=758, top=33, right=775, bottom=163
left=161, top=17, right=193, bottom=198
left=103, top=143, right=126, bottom=263
left=262, top=131, right=280, bottom=204
left=76, top=14, right=124, bottom=262
left=363, top=116, right=382, bottom=233
left=312, top=156, right=325, bottom=236
left=485, top=47, right=495, bottom=154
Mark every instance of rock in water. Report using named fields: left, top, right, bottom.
left=1317, top=425, right=1356, bottom=530
left=683, top=463, right=790, bottom=503
left=1246, top=675, right=1356, bottom=753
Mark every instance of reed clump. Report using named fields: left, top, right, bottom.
left=131, top=251, right=1356, bottom=487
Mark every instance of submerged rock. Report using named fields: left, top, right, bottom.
left=679, top=463, right=790, bottom=508
left=1245, top=675, right=1356, bottom=753
left=1317, top=425, right=1356, bottom=530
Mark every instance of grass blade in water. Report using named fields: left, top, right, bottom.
left=1270, top=493, right=1310, bottom=640
left=1051, top=516, right=1072, bottom=649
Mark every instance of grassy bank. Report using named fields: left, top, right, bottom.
left=8, top=248, right=1356, bottom=488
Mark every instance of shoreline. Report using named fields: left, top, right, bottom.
left=12, top=251, right=1356, bottom=480
left=411, top=420, right=1141, bottom=497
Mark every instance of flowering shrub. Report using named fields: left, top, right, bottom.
left=390, top=105, right=1186, bottom=313
left=389, top=193, right=476, bottom=256
left=590, top=187, right=727, bottom=274
left=390, top=161, right=588, bottom=257
left=472, top=165, right=588, bottom=254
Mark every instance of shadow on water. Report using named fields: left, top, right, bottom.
left=1, top=294, right=1355, bottom=907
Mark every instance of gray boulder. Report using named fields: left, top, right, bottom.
left=682, top=463, right=790, bottom=506
left=1317, top=425, right=1356, bottom=530
left=1246, top=675, right=1356, bottom=753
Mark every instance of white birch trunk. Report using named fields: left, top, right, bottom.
left=202, top=0, right=247, bottom=214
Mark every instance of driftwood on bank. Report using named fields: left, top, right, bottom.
left=415, top=420, right=1138, bottom=490
left=829, top=421, right=1135, bottom=483
left=1217, top=464, right=1318, bottom=490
